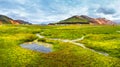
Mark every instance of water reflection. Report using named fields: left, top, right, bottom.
left=20, top=43, right=52, bottom=53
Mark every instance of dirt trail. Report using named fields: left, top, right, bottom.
left=36, top=34, right=109, bottom=56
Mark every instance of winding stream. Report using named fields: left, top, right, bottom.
left=20, top=33, right=109, bottom=56
left=36, top=34, right=109, bottom=56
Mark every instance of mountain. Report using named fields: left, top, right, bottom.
left=14, top=20, right=32, bottom=25
left=0, top=15, right=31, bottom=24
left=58, top=15, right=89, bottom=24
left=49, top=15, right=115, bottom=25
left=90, top=18, right=115, bottom=25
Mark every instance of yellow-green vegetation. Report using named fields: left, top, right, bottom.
left=61, top=17, right=88, bottom=22
left=0, top=24, right=120, bottom=67
left=79, top=34, right=120, bottom=58
left=59, top=16, right=89, bottom=24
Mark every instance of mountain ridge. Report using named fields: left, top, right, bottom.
left=49, top=15, right=116, bottom=25
left=0, top=15, right=31, bottom=25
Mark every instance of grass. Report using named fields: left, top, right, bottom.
left=60, top=16, right=89, bottom=23
left=79, top=34, right=120, bottom=58
left=40, top=25, right=120, bottom=39
left=0, top=24, right=120, bottom=67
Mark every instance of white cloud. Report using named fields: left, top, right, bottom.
left=1, top=0, right=120, bottom=24
left=13, top=0, right=28, bottom=4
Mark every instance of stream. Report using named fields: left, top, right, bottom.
left=36, top=34, right=109, bottom=56
left=20, top=33, right=109, bottom=56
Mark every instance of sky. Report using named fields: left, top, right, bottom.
left=0, top=0, right=120, bottom=24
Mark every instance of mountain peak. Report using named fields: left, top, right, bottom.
left=72, top=15, right=80, bottom=18
left=49, top=15, right=115, bottom=25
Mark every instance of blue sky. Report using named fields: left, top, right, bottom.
left=0, top=0, right=120, bottom=24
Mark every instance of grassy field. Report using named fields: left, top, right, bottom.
left=0, top=24, right=120, bottom=67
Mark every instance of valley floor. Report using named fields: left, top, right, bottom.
left=0, top=24, right=120, bottom=67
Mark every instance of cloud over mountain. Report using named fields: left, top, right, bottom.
left=96, top=7, right=116, bottom=15
left=0, top=0, right=120, bottom=24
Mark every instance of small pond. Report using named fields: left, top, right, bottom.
left=20, top=43, right=52, bottom=53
